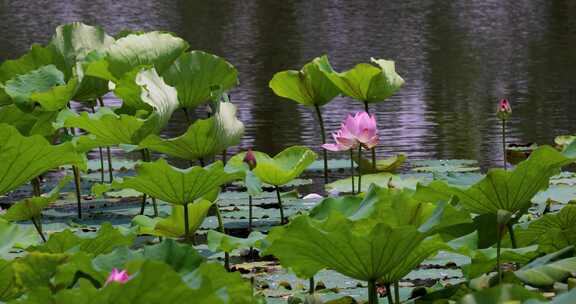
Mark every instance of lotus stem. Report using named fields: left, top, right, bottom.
left=248, top=195, right=253, bottom=231
left=364, top=101, right=376, bottom=170
left=151, top=197, right=158, bottom=217
left=394, top=281, right=400, bottom=304
left=183, top=203, right=190, bottom=239
left=368, top=280, right=379, bottom=304
left=214, top=203, right=230, bottom=271
left=309, top=277, right=315, bottom=294
left=199, top=158, right=205, bottom=167
left=357, top=146, right=362, bottom=193
left=182, top=108, right=191, bottom=125
left=502, top=119, right=507, bottom=170
left=31, top=217, right=46, bottom=243
left=91, top=106, right=105, bottom=183
left=350, top=150, right=355, bottom=193
left=31, top=177, right=41, bottom=197
left=507, top=222, right=517, bottom=248
left=139, top=194, right=147, bottom=215
left=106, top=147, right=113, bottom=182
left=222, top=149, right=227, bottom=164
left=314, top=105, right=329, bottom=184
left=72, top=165, right=82, bottom=219
left=275, top=185, right=285, bottom=224
left=496, top=223, right=503, bottom=283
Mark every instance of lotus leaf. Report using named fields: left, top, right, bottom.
left=516, top=206, right=576, bottom=253
left=515, top=246, right=576, bottom=287
left=163, top=50, right=238, bottom=109
left=140, top=101, right=244, bottom=160
left=459, top=284, right=546, bottom=304
left=0, top=105, right=58, bottom=137
left=207, top=230, right=266, bottom=253
left=0, top=219, right=38, bottom=257
left=430, top=146, right=574, bottom=215
left=317, top=57, right=404, bottom=103
left=0, top=124, right=85, bottom=196
left=132, top=201, right=213, bottom=238
left=355, top=154, right=406, bottom=173
left=244, top=146, right=317, bottom=186
left=113, top=159, right=241, bottom=205
left=269, top=55, right=340, bottom=107
left=4, top=65, right=78, bottom=112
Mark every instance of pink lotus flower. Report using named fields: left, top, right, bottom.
left=322, top=112, right=379, bottom=151
left=105, top=268, right=130, bottom=284
left=243, top=148, right=257, bottom=170
left=497, top=98, right=512, bottom=120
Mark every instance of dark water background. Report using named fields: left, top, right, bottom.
left=1, top=0, right=575, bottom=168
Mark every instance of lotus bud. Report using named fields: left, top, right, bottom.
left=105, top=268, right=130, bottom=284
left=497, top=98, right=512, bottom=120
left=243, top=148, right=257, bottom=170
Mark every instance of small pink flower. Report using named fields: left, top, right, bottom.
left=105, top=268, right=130, bottom=284
left=243, top=148, right=257, bottom=170
left=322, top=112, right=379, bottom=151
left=497, top=98, right=512, bottom=120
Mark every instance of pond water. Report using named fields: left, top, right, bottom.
left=1, top=0, right=575, bottom=168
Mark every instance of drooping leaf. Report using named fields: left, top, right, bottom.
left=4, top=65, right=78, bottom=112
left=113, top=159, right=242, bottom=205
left=207, top=230, right=266, bottom=253
left=316, top=57, right=404, bottom=103
left=132, top=201, right=213, bottom=238
left=431, top=146, right=574, bottom=215
left=515, top=246, right=576, bottom=287
left=0, top=123, right=85, bottom=196
left=242, top=146, right=317, bottom=186
left=140, top=101, right=243, bottom=160
left=163, top=51, right=238, bottom=109
left=269, top=55, right=340, bottom=107
left=515, top=205, right=576, bottom=253
left=2, top=176, right=72, bottom=221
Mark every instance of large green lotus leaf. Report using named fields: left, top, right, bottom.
left=163, top=51, right=238, bottom=109
left=140, top=101, right=243, bottom=160
left=132, top=201, right=213, bottom=238
left=11, top=252, right=69, bottom=290
left=3, top=176, right=71, bottom=222
left=207, top=230, right=266, bottom=253
left=49, top=22, right=115, bottom=80
left=316, top=57, right=404, bottom=103
left=432, top=146, right=574, bottom=215
left=113, top=159, right=241, bottom=205
left=460, top=245, right=539, bottom=279
left=0, top=105, right=59, bottom=137
left=459, top=284, right=546, bottom=304
left=0, top=259, right=20, bottom=301
left=264, top=212, right=424, bottom=280
left=28, top=223, right=134, bottom=256
left=4, top=65, right=78, bottom=112
left=93, top=239, right=204, bottom=274
left=308, top=196, right=364, bottom=220
left=58, top=107, right=145, bottom=151
left=515, top=246, right=576, bottom=287
left=269, top=55, right=340, bottom=107
left=105, top=31, right=189, bottom=79
left=249, top=146, right=317, bottom=186
left=515, top=205, right=576, bottom=253
left=0, top=124, right=85, bottom=196
left=0, top=219, right=38, bottom=257
left=182, top=262, right=254, bottom=304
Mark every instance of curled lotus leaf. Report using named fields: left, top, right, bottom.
left=242, top=146, right=317, bottom=186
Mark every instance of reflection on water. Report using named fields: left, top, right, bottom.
left=1, top=0, right=575, bottom=167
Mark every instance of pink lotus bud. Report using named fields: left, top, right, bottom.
left=243, top=149, right=257, bottom=170
left=497, top=99, right=512, bottom=120
left=105, top=268, right=130, bottom=285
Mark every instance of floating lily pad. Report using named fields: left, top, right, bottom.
left=411, top=159, right=480, bottom=173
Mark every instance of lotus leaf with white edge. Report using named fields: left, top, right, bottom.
left=49, top=22, right=115, bottom=80
left=269, top=55, right=340, bottom=107
left=242, top=146, right=317, bottom=186
left=139, top=101, right=244, bottom=161
left=112, top=159, right=243, bottom=206
left=163, top=50, right=238, bottom=109
left=427, top=146, right=574, bottom=216
left=0, top=124, right=85, bottom=196
left=4, top=65, right=78, bottom=112
left=316, top=57, right=404, bottom=103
